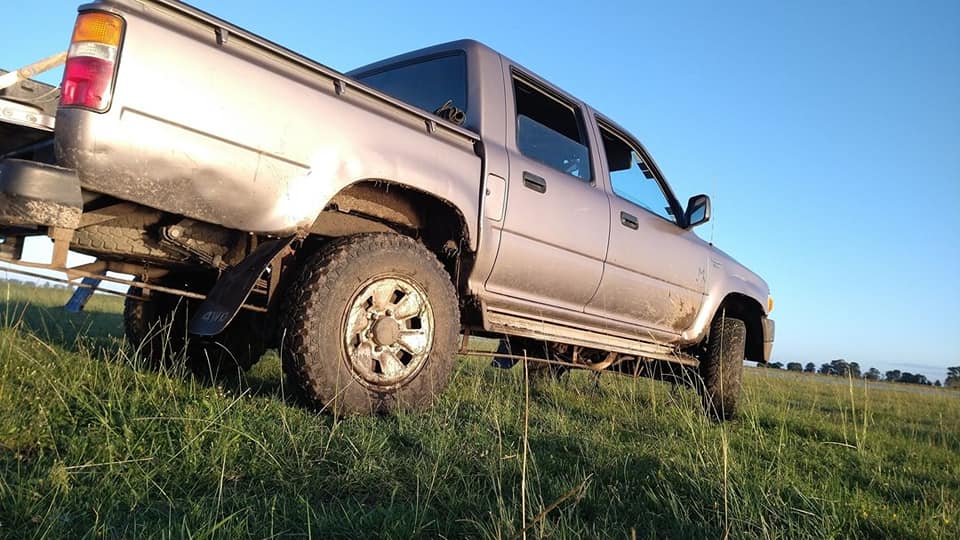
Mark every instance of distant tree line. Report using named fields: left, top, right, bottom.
left=947, top=366, right=960, bottom=389
left=761, top=359, right=960, bottom=389
left=0, top=277, right=68, bottom=289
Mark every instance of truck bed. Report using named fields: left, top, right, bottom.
left=54, top=0, right=482, bottom=238
left=0, top=69, right=58, bottom=157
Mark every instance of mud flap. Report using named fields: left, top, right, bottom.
left=188, top=236, right=295, bottom=336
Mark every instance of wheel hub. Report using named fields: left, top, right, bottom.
left=343, top=276, right=435, bottom=386
left=372, top=317, right=401, bottom=346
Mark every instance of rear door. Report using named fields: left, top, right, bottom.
left=585, top=118, right=707, bottom=334
left=484, top=72, right=609, bottom=312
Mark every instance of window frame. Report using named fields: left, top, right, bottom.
left=510, top=69, right=595, bottom=183
left=595, top=116, right=684, bottom=226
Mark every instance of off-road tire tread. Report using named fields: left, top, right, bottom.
left=74, top=215, right=174, bottom=261
left=123, top=286, right=186, bottom=369
left=698, top=315, right=746, bottom=421
left=73, top=213, right=233, bottom=265
left=281, top=233, right=459, bottom=415
left=123, top=286, right=156, bottom=358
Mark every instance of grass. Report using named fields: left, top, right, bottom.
left=1, top=280, right=958, bottom=538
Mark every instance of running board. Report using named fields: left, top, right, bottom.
left=484, top=309, right=699, bottom=367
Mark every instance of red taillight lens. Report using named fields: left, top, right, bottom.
left=61, top=56, right=114, bottom=109
left=60, top=12, right=124, bottom=111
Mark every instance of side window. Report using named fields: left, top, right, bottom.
left=355, top=53, right=467, bottom=118
left=599, top=124, right=676, bottom=223
left=513, top=77, right=591, bottom=181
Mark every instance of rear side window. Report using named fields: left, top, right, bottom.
left=356, top=53, right=467, bottom=119
left=513, top=77, right=591, bottom=181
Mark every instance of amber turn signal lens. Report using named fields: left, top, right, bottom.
left=62, top=11, right=124, bottom=111
left=71, top=12, right=124, bottom=47
left=767, top=296, right=775, bottom=313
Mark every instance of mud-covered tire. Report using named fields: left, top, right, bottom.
left=124, top=280, right=265, bottom=374
left=124, top=285, right=188, bottom=369
left=72, top=212, right=235, bottom=266
left=188, top=309, right=268, bottom=377
left=697, top=315, right=746, bottom=421
left=280, top=233, right=460, bottom=415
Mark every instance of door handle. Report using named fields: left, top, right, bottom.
left=522, top=171, right=547, bottom=193
left=620, top=211, right=639, bottom=230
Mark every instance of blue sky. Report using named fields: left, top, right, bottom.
left=2, top=0, right=958, bottom=381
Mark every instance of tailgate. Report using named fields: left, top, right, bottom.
left=0, top=69, right=58, bottom=157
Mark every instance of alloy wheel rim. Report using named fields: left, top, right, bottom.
left=343, top=276, right=435, bottom=387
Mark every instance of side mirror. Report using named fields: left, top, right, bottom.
left=685, top=194, right=711, bottom=229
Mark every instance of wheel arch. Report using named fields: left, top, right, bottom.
left=711, top=292, right=766, bottom=364
left=291, top=179, right=476, bottom=303
left=309, top=179, right=472, bottom=254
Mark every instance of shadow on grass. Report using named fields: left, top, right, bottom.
left=0, top=291, right=288, bottom=404
left=189, top=351, right=288, bottom=403
left=0, top=297, right=124, bottom=353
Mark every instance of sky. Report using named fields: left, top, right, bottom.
left=2, top=0, right=958, bottom=381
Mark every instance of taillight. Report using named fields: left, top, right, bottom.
left=60, top=12, right=124, bottom=111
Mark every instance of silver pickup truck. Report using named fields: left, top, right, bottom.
left=0, top=0, right=773, bottom=420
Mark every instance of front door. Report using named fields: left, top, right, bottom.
left=585, top=120, right=707, bottom=335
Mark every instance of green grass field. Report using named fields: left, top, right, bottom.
left=1, top=280, right=957, bottom=538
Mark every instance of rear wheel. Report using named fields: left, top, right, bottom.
left=123, top=277, right=265, bottom=375
left=124, top=283, right=187, bottom=368
left=280, top=233, right=460, bottom=415
left=188, top=309, right=268, bottom=377
left=697, top=314, right=746, bottom=421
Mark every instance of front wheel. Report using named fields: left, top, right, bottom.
left=280, top=234, right=460, bottom=415
left=697, top=314, right=746, bottom=421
